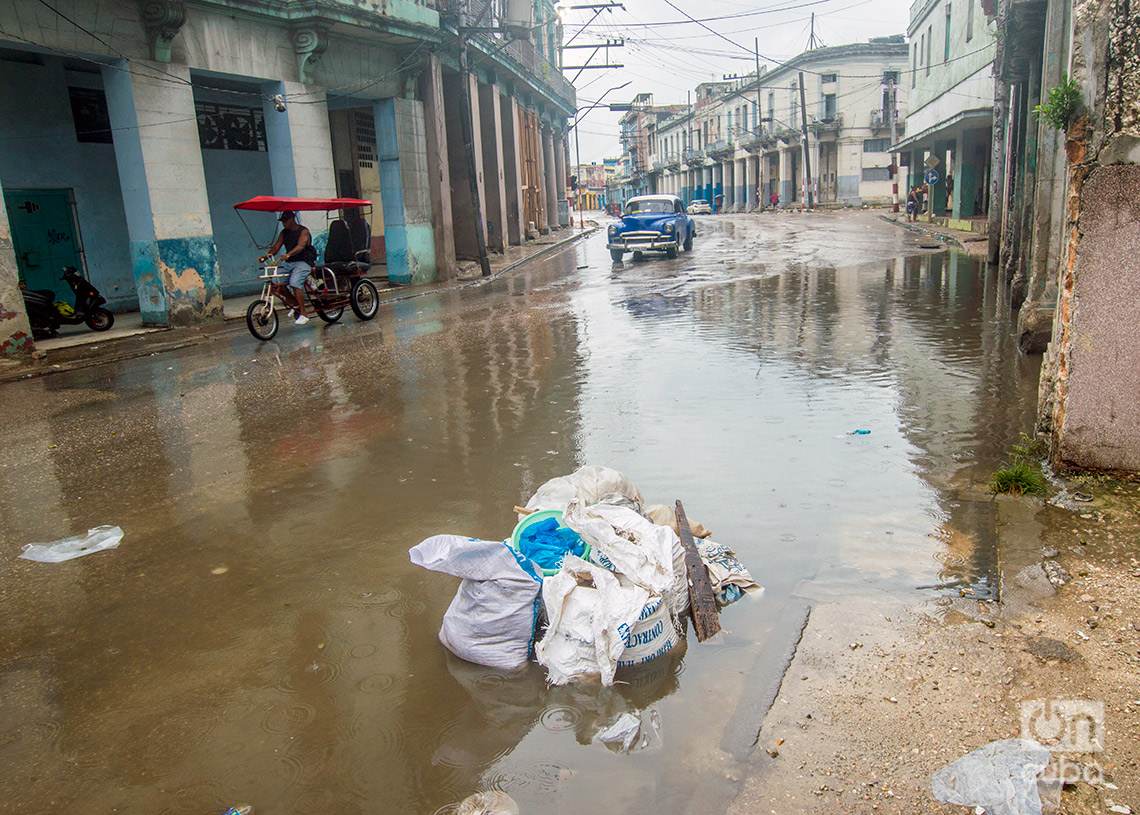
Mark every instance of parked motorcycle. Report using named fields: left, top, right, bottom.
left=20, top=266, right=114, bottom=339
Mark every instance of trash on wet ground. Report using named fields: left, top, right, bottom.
left=594, top=708, right=663, bottom=754
left=220, top=807, right=252, bottom=815
left=834, top=429, right=871, bottom=438
left=409, top=534, right=542, bottom=671
left=19, top=526, right=124, bottom=562
left=410, top=465, right=761, bottom=686
left=455, top=790, right=520, bottom=815
left=930, top=738, right=1052, bottom=815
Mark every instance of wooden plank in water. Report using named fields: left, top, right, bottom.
left=676, top=500, right=721, bottom=642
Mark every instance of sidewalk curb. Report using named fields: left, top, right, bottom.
left=0, top=225, right=600, bottom=384
left=876, top=214, right=966, bottom=250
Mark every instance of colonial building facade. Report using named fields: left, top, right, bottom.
left=617, top=39, right=909, bottom=210
left=0, top=0, right=574, bottom=354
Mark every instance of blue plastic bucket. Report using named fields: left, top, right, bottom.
left=510, top=510, right=591, bottom=576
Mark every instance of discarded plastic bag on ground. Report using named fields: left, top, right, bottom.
left=19, top=526, right=124, bottom=563
left=522, top=465, right=643, bottom=514
left=931, top=739, right=1052, bottom=815
left=594, top=708, right=663, bottom=754
left=697, top=539, right=762, bottom=607
left=409, top=535, right=542, bottom=671
left=535, top=555, right=650, bottom=686
left=456, top=790, right=520, bottom=815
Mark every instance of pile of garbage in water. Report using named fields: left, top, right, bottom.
left=410, top=465, right=760, bottom=686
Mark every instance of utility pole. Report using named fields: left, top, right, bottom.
left=888, top=75, right=899, bottom=213
left=755, top=37, right=763, bottom=209
left=457, top=14, right=491, bottom=277
left=798, top=71, right=813, bottom=210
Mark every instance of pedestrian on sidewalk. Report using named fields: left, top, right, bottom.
left=906, top=186, right=918, bottom=222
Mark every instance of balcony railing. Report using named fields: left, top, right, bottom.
left=708, top=138, right=734, bottom=158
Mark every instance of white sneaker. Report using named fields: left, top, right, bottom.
left=294, top=314, right=310, bottom=325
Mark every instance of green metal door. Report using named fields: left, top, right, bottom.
left=3, top=189, right=84, bottom=302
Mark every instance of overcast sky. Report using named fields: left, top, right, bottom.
left=560, top=0, right=912, bottom=165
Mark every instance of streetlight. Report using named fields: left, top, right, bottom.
left=572, top=80, right=630, bottom=227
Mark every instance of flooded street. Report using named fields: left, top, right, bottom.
left=0, top=212, right=1044, bottom=814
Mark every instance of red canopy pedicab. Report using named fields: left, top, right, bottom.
left=234, top=195, right=380, bottom=341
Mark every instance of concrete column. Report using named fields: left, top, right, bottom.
left=780, top=149, right=795, bottom=204
left=375, top=98, right=437, bottom=285
left=262, top=81, right=337, bottom=199
left=478, top=83, right=508, bottom=251
left=554, top=130, right=567, bottom=204
left=419, top=54, right=457, bottom=278
left=0, top=190, right=33, bottom=354
left=443, top=70, right=488, bottom=256
left=952, top=129, right=969, bottom=220
left=103, top=61, right=221, bottom=326
left=542, top=127, right=558, bottom=230
left=500, top=92, right=524, bottom=246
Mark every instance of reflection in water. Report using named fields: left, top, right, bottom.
left=0, top=214, right=1042, bottom=814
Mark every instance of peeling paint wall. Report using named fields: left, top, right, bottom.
left=0, top=192, right=34, bottom=355
left=377, top=97, right=437, bottom=285
left=1038, top=0, right=1140, bottom=472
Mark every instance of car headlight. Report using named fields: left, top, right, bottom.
left=663, top=221, right=675, bottom=232
left=608, top=224, right=618, bottom=236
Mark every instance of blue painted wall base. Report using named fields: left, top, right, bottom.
left=130, top=236, right=222, bottom=326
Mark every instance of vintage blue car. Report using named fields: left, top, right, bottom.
left=606, top=194, right=695, bottom=262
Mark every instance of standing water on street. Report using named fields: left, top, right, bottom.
left=0, top=213, right=1041, bottom=814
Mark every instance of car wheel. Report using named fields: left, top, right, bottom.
left=632, top=251, right=643, bottom=261
left=666, top=246, right=678, bottom=259
left=683, top=234, right=693, bottom=251
left=610, top=248, right=624, bottom=262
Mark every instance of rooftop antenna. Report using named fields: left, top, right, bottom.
left=807, top=13, right=825, bottom=50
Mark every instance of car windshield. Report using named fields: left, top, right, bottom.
left=626, top=200, right=672, bottom=214
left=692, top=200, right=708, bottom=206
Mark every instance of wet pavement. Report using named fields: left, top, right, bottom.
left=0, top=211, right=1044, bottom=815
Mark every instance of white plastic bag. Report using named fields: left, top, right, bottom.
left=409, top=535, right=542, bottom=671
left=19, top=526, right=124, bottom=562
left=931, top=739, right=1051, bottom=815
left=535, top=556, right=649, bottom=686
left=522, top=465, right=643, bottom=515
left=594, top=708, right=663, bottom=754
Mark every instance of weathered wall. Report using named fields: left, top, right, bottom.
left=0, top=58, right=136, bottom=309
left=0, top=190, right=33, bottom=355
left=1040, top=0, right=1140, bottom=471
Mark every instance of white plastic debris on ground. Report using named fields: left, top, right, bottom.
left=931, top=739, right=1052, bottom=815
left=409, top=535, right=542, bottom=671
left=594, top=708, right=663, bottom=754
left=19, top=526, right=124, bottom=562
left=535, top=555, right=649, bottom=686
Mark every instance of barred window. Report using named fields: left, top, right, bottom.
left=69, top=86, right=113, bottom=144
left=354, top=110, right=376, bottom=169
left=196, top=102, right=267, bottom=151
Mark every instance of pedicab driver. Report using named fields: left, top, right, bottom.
left=260, top=210, right=316, bottom=325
